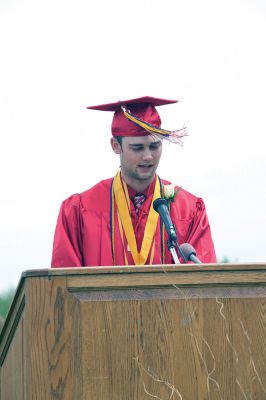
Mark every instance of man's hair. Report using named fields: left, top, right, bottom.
left=114, top=136, right=123, bottom=147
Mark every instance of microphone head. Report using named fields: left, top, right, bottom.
left=179, top=243, right=197, bottom=262
left=153, top=197, right=168, bottom=212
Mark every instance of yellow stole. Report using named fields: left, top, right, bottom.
left=112, top=171, right=161, bottom=265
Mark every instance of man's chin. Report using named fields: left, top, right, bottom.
left=136, top=170, right=155, bottom=181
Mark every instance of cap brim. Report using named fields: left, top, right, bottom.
left=87, top=96, right=178, bottom=111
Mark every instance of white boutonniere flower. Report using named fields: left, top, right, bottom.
left=163, top=184, right=182, bottom=207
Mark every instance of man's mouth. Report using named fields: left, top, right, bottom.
left=138, top=164, right=153, bottom=171
left=138, top=164, right=153, bottom=168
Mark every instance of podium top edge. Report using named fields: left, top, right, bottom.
left=21, top=263, right=266, bottom=279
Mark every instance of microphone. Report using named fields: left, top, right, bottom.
left=179, top=243, right=202, bottom=264
left=153, top=198, right=177, bottom=241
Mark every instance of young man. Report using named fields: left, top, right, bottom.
left=51, top=96, right=216, bottom=267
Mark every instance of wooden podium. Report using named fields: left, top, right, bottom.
left=1, top=264, right=266, bottom=399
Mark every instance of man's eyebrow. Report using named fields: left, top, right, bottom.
left=149, top=141, right=161, bottom=145
left=129, top=141, right=161, bottom=147
left=128, top=143, right=144, bottom=147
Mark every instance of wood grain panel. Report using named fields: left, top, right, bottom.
left=67, top=284, right=266, bottom=399
left=1, top=266, right=266, bottom=399
left=67, top=270, right=266, bottom=289
left=0, top=318, right=24, bottom=400
left=25, top=276, right=76, bottom=399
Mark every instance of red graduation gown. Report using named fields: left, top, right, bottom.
left=51, top=178, right=216, bottom=267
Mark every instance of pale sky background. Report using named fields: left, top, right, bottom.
left=0, top=0, right=266, bottom=292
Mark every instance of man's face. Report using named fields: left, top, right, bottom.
left=111, top=135, right=163, bottom=188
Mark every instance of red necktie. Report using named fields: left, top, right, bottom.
left=132, top=193, right=146, bottom=216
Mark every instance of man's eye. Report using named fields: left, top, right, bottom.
left=150, top=145, right=160, bottom=150
left=132, top=147, right=143, bottom=152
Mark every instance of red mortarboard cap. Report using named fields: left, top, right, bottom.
left=87, top=96, right=178, bottom=111
left=87, top=96, right=178, bottom=137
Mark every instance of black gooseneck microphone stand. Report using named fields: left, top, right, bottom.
left=153, top=198, right=186, bottom=265
left=166, top=227, right=185, bottom=264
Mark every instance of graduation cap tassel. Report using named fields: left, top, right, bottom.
left=121, top=105, right=187, bottom=145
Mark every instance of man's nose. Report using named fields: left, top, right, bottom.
left=142, top=148, right=153, bottom=161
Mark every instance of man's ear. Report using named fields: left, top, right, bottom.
left=110, top=137, right=122, bottom=154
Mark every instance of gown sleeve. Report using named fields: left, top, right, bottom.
left=51, top=195, right=84, bottom=268
left=185, top=198, right=216, bottom=263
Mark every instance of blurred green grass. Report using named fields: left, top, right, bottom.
left=0, top=288, right=15, bottom=327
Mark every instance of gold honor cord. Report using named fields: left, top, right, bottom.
left=117, top=212, right=129, bottom=265
left=111, top=187, right=116, bottom=265
left=121, top=175, right=155, bottom=264
left=113, top=172, right=161, bottom=265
